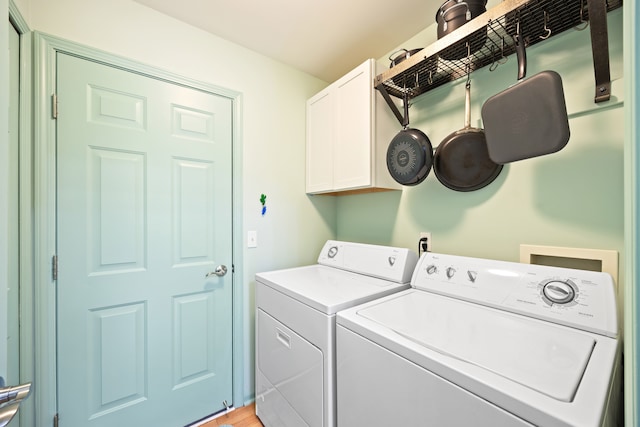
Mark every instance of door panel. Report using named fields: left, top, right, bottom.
left=89, top=148, right=145, bottom=273
left=88, top=302, right=146, bottom=418
left=56, top=53, right=233, bottom=427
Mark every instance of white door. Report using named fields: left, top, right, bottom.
left=56, top=53, right=233, bottom=427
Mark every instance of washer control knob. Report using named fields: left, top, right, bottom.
left=446, top=267, right=456, bottom=279
left=426, top=264, right=438, bottom=275
left=543, top=280, right=576, bottom=304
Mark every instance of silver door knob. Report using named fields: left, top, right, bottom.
left=0, top=402, right=20, bottom=427
left=0, top=382, right=31, bottom=427
left=0, top=383, right=31, bottom=405
left=206, top=265, right=228, bottom=278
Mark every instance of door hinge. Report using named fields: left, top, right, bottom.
left=52, top=255, right=58, bottom=281
left=53, top=413, right=59, bottom=427
left=232, top=264, right=235, bottom=273
left=52, top=93, right=58, bottom=119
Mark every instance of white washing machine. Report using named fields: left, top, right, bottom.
left=255, top=240, right=418, bottom=427
left=337, top=252, right=622, bottom=427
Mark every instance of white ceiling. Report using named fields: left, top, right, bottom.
left=133, top=0, right=444, bottom=82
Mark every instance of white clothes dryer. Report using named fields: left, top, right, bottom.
left=337, top=252, right=622, bottom=427
left=255, top=240, right=418, bottom=427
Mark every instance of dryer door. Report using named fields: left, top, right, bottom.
left=256, top=309, right=323, bottom=426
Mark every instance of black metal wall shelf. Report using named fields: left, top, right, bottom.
left=376, top=0, right=622, bottom=125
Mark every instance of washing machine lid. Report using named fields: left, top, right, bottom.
left=356, top=290, right=595, bottom=402
left=256, top=265, right=410, bottom=314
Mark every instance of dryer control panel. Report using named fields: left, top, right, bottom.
left=412, top=253, right=618, bottom=338
left=317, top=240, right=418, bottom=284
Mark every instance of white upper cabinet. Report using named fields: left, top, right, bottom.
left=306, top=59, right=400, bottom=195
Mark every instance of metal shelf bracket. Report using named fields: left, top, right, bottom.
left=587, top=0, right=611, bottom=102
left=376, top=76, right=409, bottom=127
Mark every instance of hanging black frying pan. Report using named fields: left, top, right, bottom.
left=386, top=94, right=433, bottom=186
left=433, top=78, right=502, bottom=192
left=481, top=23, right=570, bottom=164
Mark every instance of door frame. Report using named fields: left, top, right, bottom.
left=8, top=2, right=35, bottom=427
left=31, top=32, right=245, bottom=426
left=624, top=1, right=639, bottom=426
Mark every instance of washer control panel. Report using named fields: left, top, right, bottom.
left=414, top=253, right=618, bottom=338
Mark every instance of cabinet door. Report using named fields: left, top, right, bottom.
left=334, top=62, right=373, bottom=190
left=306, top=90, right=334, bottom=193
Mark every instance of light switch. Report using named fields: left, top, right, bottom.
left=248, top=230, right=258, bottom=248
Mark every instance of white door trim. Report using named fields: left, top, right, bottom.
left=32, top=32, right=244, bottom=427
left=623, top=2, right=639, bottom=426
left=9, top=3, right=36, bottom=426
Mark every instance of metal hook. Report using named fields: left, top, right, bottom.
left=539, top=11, right=552, bottom=39
left=465, top=42, right=472, bottom=85
left=402, top=90, right=413, bottom=111
left=489, top=37, right=509, bottom=72
left=575, top=0, right=589, bottom=30
left=489, top=45, right=499, bottom=72
left=498, top=38, right=508, bottom=65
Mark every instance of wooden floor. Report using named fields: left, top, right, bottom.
left=200, top=403, right=264, bottom=427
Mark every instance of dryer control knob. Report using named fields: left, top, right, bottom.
left=426, top=264, right=438, bottom=275
left=542, top=280, right=576, bottom=304
left=327, top=246, right=338, bottom=258
left=467, top=270, right=477, bottom=283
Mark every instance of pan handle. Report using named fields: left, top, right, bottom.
left=389, top=48, right=409, bottom=63
left=441, top=2, right=470, bottom=22
left=402, top=92, right=410, bottom=129
left=514, top=24, right=527, bottom=81
left=464, top=81, right=471, bottom=128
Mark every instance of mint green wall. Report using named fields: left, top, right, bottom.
left=338, top=11, right=624, bottom=274
left=16, top=0, right=337, bottom=408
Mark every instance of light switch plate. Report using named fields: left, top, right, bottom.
left=248, top=230, right=258, bottom=248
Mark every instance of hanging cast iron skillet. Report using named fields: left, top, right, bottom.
left=387, top=94, right=433, bottom=186
left=433, top=79, right=502, bottom=191
left=481, top=23, right=570, bottom=163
